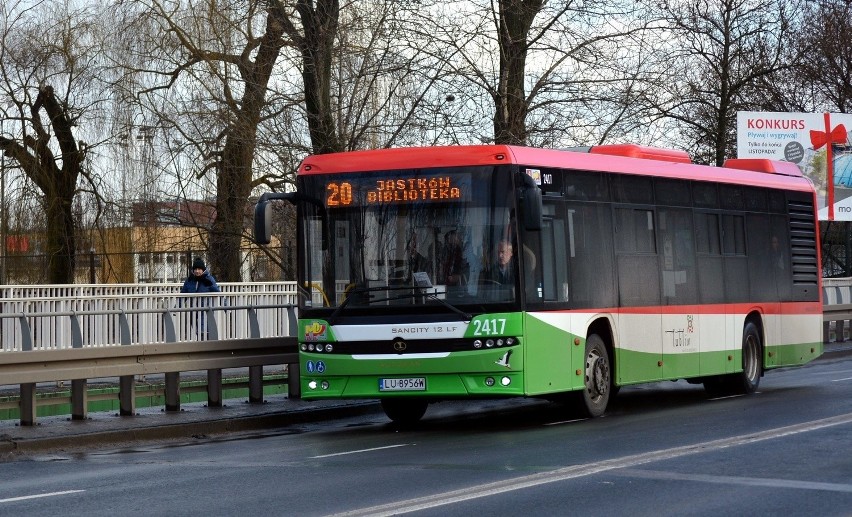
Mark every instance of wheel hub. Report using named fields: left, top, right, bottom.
left=586, top=353, right=609, bottom=397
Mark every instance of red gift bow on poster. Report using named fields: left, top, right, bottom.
left=810, top=123, right=847, bottom=149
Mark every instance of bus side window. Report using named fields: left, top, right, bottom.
left=529, top=202, right=568, bottom=304
left=537, top=217, right=568, bottom=302
left=658, top=208, right=698, bottom=305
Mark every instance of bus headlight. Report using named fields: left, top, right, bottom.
left=501, top=376, right=511, bottom=386
left=485, top=377, right=495, bottom=386
left=308, top=380, right=317, bottom=390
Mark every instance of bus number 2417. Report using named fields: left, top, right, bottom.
left=472, top=318, right=506, bottom=336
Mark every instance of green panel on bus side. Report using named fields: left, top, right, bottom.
left=615, top=348, right=662, bottom=385
left=764, top=344, right=778, bottom=368
left=522, top=313, right=579, bottom=396
left=618, top=348, right=735, bottom=385
left=769, top=341, right=822, bottom=368
left=661, top=350, right=700, bottom=379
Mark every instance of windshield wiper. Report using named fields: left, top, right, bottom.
left=327, top=284, right=471, bottom=324
left=424, top=292, right=472, bottom=322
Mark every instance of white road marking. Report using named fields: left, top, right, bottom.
left=310, top=444, right=412, bottom=459
left=543, top=418, right=587, bottom=426
left=618, top=468, right=852, bottom=493
left=831, top=376, right=852, bottom=382
left=0, top=490, right=85, bottom=504
left=707, top=394, right=748, bottom=401
left=329, top=412, right=852, bottom=517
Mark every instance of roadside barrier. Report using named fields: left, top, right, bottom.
left=0, top=301, right=298, bottom=426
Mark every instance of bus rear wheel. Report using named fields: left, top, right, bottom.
left=737, top=322, right=763, bottom=394
left=574, top=334, right=611, bottom=418
left=381, top=398, right=428, bottom=424
left=704, top=321, right=762, bottom=396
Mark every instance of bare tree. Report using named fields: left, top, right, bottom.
left=655, top=0, right=799, bottom=165
left=0, top=0, right=106, bottom=283
left=790, top=0, right=852, bottom=113
left=112, top=0, right=294, bottom=281
left=273, top=0, right=342, bottom=154
left=407, top=0, right=657, bottom=147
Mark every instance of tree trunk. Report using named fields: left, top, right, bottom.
left=208, top=7, right=286, bottom=282
left=210, top=121, right=257, bottom=282
left=493, top=0, right=542, bottom=146
left=296, top=0, right=342, bottom=155
left=0, top=85, right=82, bottom=284
left=44, top=195, right=76, bottom=283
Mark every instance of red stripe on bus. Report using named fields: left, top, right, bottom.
left=545, top=302, right=822, bottom=316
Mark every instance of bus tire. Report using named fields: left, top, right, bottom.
left=381, top=398, right=428, bottom=424
left=703, top=321, right=762, bottom=396
left=575, top=334, right=611, bottom=418
left=737, top=321, right=762, bottom=394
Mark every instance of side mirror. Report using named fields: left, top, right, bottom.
left=254, top=201, right=273, bottom=244
left=252, top=191, right=329, bottom=250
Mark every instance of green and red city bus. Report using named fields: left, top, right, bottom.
left=254, top=144, right=822, bottom=423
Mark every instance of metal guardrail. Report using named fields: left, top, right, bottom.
left=824, top=303, right=852, bottom=344
left=822, top=278, right=852, bottom=344
left=0, top=302, right=300, bottom=427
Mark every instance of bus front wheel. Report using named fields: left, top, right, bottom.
left=381, top=398, right=428, bottom=424
left=575, top=334, right=611, bottom=418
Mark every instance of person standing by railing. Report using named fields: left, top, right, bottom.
left=181, top=258, right=220, bottom=339
left=181, top=258, right=220, bottom=295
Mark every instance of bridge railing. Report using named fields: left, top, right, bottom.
left=0, top=282, right=300, bottom=427
left=0, top=282, right=297, bottom=352
left=822, top=278, right=852, bottom=345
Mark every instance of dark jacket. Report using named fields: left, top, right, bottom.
left=181, top=270, right=221, bottom=294
left=484, top=261, right=515, bottom=285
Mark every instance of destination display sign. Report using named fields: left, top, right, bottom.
left=325, top=174, right=471, bottom=208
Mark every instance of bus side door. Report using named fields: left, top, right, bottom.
left=614, top=206, right=663, bottom=384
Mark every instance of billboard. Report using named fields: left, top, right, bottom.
left=736, top=111, right=852, bottom=221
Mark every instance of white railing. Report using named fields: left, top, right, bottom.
left=0, top=282, right=298, bottom=352
left=823, top=277, right=852, bottom=305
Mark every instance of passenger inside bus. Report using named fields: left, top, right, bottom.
left=439, top=230, right=467, bottom=286
left=405, top=232, right=432, bottom=284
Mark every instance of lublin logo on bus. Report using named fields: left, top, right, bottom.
left=304, top=321, right=328, bottom=341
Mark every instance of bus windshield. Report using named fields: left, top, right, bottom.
left=298, top=165, right=524, bottom=311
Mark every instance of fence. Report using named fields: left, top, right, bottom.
left=0, top=282, right=297, bottom=352
left=0, top=282, right=300, bottom=426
